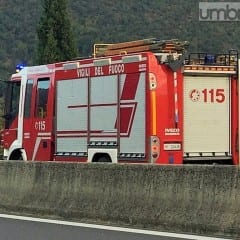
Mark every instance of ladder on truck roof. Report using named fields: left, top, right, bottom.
left=93, top=38, right=189, bottom=58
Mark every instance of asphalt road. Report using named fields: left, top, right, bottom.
left=0, top=214, right=232, bottom=240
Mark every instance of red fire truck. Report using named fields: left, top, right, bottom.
left=0, top=39, right=239, bottom=164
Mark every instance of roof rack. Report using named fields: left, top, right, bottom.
left=93, top=38, right=189, bottom=58
left=185, top=50, right=238, bottom=66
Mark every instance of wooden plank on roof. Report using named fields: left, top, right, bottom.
left=93, top=38, right=189, bottom=57
left=106, top=38, right=157, bottom=50
left=102, top=44, right=161, bottom=56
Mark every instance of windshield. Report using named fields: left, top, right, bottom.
left=4, top=81, right=21, bottom=129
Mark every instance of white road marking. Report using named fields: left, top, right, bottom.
left=0, top=214, right=231, bottom=240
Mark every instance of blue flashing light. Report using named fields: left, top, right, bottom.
left=204, top=55, right=216, bottom=65
left=16, top=63, right=26, bottom=73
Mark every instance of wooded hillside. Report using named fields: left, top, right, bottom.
left=0, top=0, right=239, bottom=96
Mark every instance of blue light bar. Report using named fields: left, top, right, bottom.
left=16, top=63, right=26, bottom=72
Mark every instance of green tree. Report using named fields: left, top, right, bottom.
left=37, top=0, right=77, bottom=64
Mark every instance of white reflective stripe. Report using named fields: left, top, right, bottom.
left=32, top=137, right=41, bottom=161
left=38, top=132, right=51, bottom=136
left=24, top=133, right=30, bottom=137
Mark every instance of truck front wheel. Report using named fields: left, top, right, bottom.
left=9, top=150, right=23, bottom=160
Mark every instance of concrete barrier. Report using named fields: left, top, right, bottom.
left=0, top=161, right=239, bottom=238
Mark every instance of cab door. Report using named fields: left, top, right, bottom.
left=23, top=75, right=54, bottom=161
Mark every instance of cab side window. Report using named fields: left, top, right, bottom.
left=24, top=79, right=33, bottom=118
left=35, top=78, right=50, bottom=118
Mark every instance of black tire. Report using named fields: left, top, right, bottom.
left=9, top=150, right=23, bottom=160
left=97, top=155, right=112, bottom=163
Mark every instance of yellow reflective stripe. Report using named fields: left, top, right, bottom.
left=151, top=91, right=157, bottom=135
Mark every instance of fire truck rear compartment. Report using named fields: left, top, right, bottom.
left=183, top=75, right=232, bottom=163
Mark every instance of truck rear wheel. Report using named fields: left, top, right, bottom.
left=92, top=153, right=112, bottom=163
